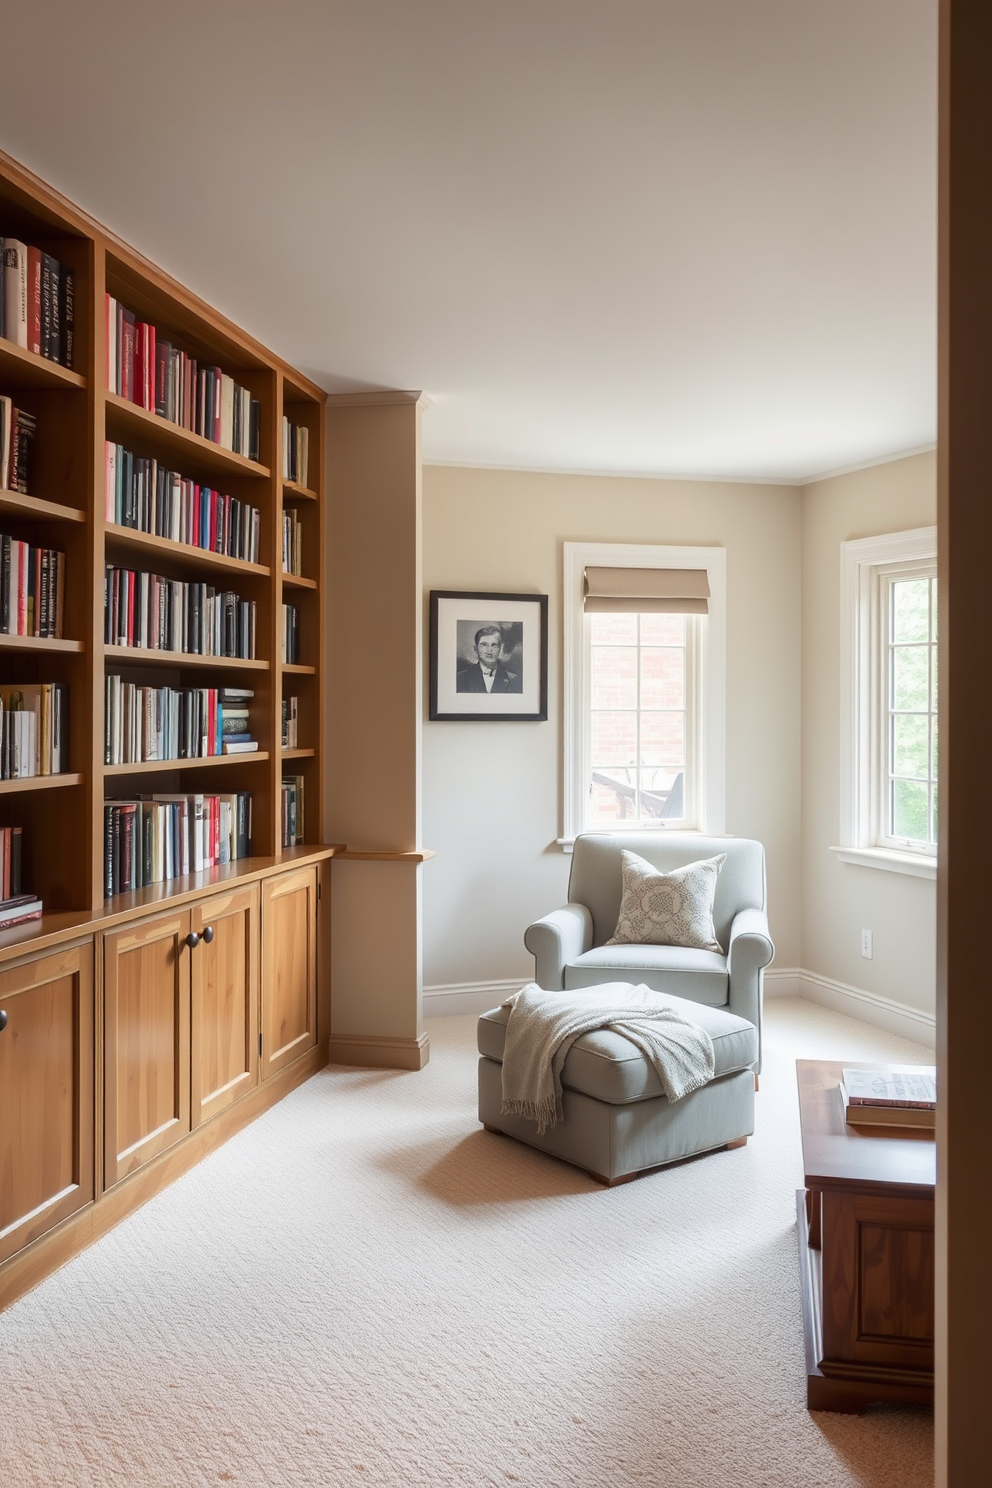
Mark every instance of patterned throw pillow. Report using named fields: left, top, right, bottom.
left=606, top=849, right=727, bottom=952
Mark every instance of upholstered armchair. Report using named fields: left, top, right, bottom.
left=524, top=832, right=774, bottom=1070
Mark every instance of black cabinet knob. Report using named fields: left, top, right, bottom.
left=0, top=1008, right=7, bottom=1033
left=202, top=925, right=214, bottom=944
left=185, top=932, right=200, bottom=950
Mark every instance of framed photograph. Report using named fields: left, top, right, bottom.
left=429, top=590, right=549, bottom=721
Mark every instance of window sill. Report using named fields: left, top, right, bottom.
left=830, top=846, right=936, bottom=880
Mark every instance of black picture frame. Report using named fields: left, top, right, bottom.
left=429, top=590, right=549, bottom=721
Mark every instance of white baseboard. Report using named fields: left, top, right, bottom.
left=425, top=967, right=936, bottom=1048
left=794, top=969, right=936, bottom=1048
left=423, top=979, right=528, bottom=1018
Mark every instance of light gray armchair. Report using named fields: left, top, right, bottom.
left=525, top=832, right=774, bottom=1070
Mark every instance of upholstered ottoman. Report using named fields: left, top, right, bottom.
left=477, top=990, right=757, bottom=1185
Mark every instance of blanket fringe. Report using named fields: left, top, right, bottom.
left=500, top=1094, right=561, bottom=1136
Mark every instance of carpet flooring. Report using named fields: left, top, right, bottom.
left=0, top=997, right=934, bottom=1488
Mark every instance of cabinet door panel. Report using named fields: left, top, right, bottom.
left=0, top=943, right=95, bottom=1264
left=191, top=885, right=259, bottom=1127
left=261, top=866, right=317, bottom=1080
left=104, top=911, right=190, bottom=1187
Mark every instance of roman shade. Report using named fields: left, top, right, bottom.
left=583, top=567, right=710, bottom=613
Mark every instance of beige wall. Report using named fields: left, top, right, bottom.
left=422, top=465, right=803, bottom=988
left=801, top=450, right=937, bottom=1016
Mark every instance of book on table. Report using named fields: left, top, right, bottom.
left=841, top=1065, right=936, bottom=1129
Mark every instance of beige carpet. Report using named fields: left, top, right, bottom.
left=0, top=997, right=934, bottom=1488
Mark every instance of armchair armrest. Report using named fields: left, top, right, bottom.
left=726, top=908, right=775, bottom=1071
left=524, top=903, right=594, bottom=990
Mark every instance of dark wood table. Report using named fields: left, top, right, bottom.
left=796, top=1059, right=935, bottom=1413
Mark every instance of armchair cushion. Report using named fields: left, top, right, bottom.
left=606, top=849, right=726, bottom=951
left=563, top=943, right=729, bottom=1003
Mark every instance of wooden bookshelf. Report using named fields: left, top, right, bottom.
left=0, top=146, right=326, bottom=916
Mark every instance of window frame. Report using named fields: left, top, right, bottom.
left=561, top=541, right=726, bottom=848
left=835, top=526, right=938, bottom=880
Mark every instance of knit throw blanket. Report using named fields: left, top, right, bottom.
left=500, top=983, right=716, bottom=1135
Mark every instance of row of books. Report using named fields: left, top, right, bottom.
left=104, top=790, right=253, bottom=897
left=2, top=240, right=75, bottom=368
left=1, top=536, right=65, bottom=638
left=281, top=695, right=299, bottom=748
left=105, top=443, right=262, bottom=563
left=0, top=818, right=39, bottom=928
left=0, top=398, right=35, bottom=494
left=282, top=603, right=299, bottom=664
left=0, top=683, right=69, bottom=777
left=283, top=418, right=309, bottom=487
left=104, top=565, right=257, bottom=658
left=282, top=508, right=304, bottom=576
left=105, top=678, right=256, bottom=765
left=281, top=774, right=305, bottom=846
left=106, top=296, right=261, bottom=461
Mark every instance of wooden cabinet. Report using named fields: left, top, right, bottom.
left=103, top=909, right=191, bottom=1186
left=261, top=865, right=318, bottom=1080
left=0, top=942, right=95, bottom=1264
left=190, top=885, right=259, bottom=1128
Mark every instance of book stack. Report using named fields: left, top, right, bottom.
left=281, top=603, right=298, bottom=664
left=104, top=790, right=253, bottom=896
left=104, top=565, right=257, bottom=658
left=0, top=823, right=41, bottom=928
left=0, top=684, right=69, bottom=777
left=281, top=774, right=305, bottom=846
left=281, top=695, right=299, bottom=748
left=105, top=677, right=258, bottom=764
left=1, top=240, right=75, bottom=368
left=105, top=297, right=260, bottom=460
left=841, top=1066, right=937, bottom=1129
left=216, top=686, right=256, bottom=753
left=282, top=418, right=309, bottom=487
left=282, top=508, right=303, bottom=576
left=105, top=443, right=261, bottom=562
left=0, top=398, right=36, bottom=493
left=1, top=535, right=65, bottom=637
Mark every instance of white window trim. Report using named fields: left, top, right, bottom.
left=833, top=526, right=937, bottom=881
left=561, top=541, right=726, bottom=848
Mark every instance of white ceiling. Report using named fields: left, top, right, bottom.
left=0, top=0, right=936, bottom=483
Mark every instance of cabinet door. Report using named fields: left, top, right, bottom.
left=103, top=909, right=191, bottom=1187
left=0, top=943, right=95, bottom=1265
left=260, top=865, right=318, bottom=1080
left=190, top=884, right=259, bottom=1128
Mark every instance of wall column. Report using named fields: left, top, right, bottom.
left=937, top=2, right=992, bottom=1480
left=324, top=393, right=430, bottom=1070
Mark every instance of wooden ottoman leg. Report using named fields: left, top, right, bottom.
left=725, top=1136, right=748, bottom=1150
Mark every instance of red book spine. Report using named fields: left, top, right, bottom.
left=193, top=485, right=201, bottom=548
left=146, top=323, right=155, bottom=410
left=27, top=248, right=42, bottom=355
left=222, top=494, right=231, bottom=556
left=134, top=326, right=144, bottom=410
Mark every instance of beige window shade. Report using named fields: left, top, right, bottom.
left=583, top=566, right=710, bottom=614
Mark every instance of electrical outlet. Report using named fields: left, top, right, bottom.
left=861, top=928, right=873, bottom=960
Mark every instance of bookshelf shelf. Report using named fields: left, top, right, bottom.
left=0, top=337, right=87, bottom=391
left=281, top=748, right=316, bottom=760
left=0, top=772, right=84, bottom=796
left=106, top=393, right=271, bottom=483
left=281, top=662, right=316, bottom=675
left=0, top=491, right=87, bottom=524
left=105, top=525, right=272, bottom=581
left=282, top=479, right=318, bottom=502
left=0, top=633, right=84, bottom=653
left=281, top=573, right=318, bottom=590
left=104, top=753, right=269, bottom=777
left=103, top=643, right=268, bottom=672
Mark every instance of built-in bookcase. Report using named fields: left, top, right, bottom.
left=0, top=149, right=325, bottom=921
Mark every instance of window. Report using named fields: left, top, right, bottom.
left=562, top=542, right=726, bottom=845
left=836, top=527, right=938, bottom=879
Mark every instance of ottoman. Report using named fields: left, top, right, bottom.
left=477, top=990, right=757, bottom=1185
